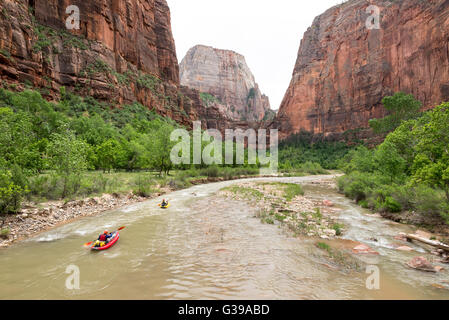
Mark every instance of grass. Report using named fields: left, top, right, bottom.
left=258, top=182, right=304, bottom=201
left=25, top=167, right=263, bottom=204
left=315, top=241, right=361, bottom=271
left=222, top=185, right=264, bottom=200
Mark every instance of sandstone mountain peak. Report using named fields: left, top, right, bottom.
left=180, top=45, right=272, bottom=122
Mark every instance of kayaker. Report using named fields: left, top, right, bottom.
left=161, top=199, right=168, bottom=207
left=98, top=230, right=112, bottom=242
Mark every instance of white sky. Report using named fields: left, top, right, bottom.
left=167, top=0, right=343, bottom=110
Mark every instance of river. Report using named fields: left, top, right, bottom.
left=1, top=175, right=449, bottom=299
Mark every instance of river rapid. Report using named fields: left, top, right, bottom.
left=1, top=175, right=449, bottom=299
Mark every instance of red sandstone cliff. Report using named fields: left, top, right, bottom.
left=0, top=0, right=232, bottom=129
left=274, top=0, right=449, bottom=140
left=180, top=45, right=271, bottom=122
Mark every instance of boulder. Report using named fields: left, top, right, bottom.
left=322, top=200, right=334, bottom=207
left=407, top=256, right=438, bottom=272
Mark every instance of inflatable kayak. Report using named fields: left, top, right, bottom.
left=158, top=203, right=170, bottom=209
left=91, top=232, right=119, bottom=251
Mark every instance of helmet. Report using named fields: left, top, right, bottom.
left=104, top=230, right=108, bottom=234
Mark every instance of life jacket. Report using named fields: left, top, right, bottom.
left=99, top=234, right=107, bottom=241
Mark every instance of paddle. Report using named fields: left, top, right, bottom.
left=83, top=226, right=126, bottom=248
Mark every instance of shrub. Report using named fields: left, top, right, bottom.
left=316, top=242, right=331, bottom=252
left=200, top=166, right=219, bottom=178
left=283, top=183, right=304, bottom=201
left=0, top=227, right=10, bottom=239
left=332, top=223, right=344, bottom=236
left=132, top=175, right=154, bottom=197
left=0, top=169, right=27, bottom=214
left=413, top=185, right=446, bottom=216
left=357, top=200, right=369, bottom=209
left=382, top=196, right=402, bottom=213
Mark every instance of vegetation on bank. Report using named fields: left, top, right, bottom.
left=0, top=88, right=269, bottom=213
left=337, top=93, right=449, bottom=223
left=0, top=88, right=327, bottom=215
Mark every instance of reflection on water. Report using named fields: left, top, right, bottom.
left=0, top=175, right=449, bottom=299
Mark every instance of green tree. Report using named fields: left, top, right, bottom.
left=47, top=130, right=88, bottom=198
left=147, top=121, right=177, bottom=175
left=95, top=139, right=125, bottom=173
left=410, top=103, right=449, bottom=201
left=339, top=146, right=375, bottom=174
left=369, top=92, right=422, bottom=134
left=374, top=141, right=406, bottom=183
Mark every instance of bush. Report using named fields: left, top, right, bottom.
left=338, top=172, right=373, bottom=202
left=132, top=174, right=154, bottom=197
left=382, top=196, right=402, bottom=213
left=357, top=200, right=369, bottom=209
left=332, top=223, right=344, bottom=236
left=298, top=161, right=327, bottom=175
left=0, top=169, right=27, bottom=214
left=0, top=227, right=10, bottom=239
left=200, top=166, right=219, bottom=178
left=413, top=185, right=446, bottom=216
left=283, top=183, right=305, bottom=201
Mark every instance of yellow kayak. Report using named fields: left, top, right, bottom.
left=158, top=203, right=170, bottom=209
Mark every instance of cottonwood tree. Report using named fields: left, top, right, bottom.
left=369, top=92, right=422, bottom=134
left=47, top=129, right=88, bottom=198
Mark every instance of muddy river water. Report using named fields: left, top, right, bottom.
left=1, top=175, right=449, bottom=299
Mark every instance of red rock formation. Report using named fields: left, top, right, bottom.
left=33, top=0, right=179, bottom=84
left=180, top=45, right=271, bottom=122
left=0, top=0, right=228, bottom=129
left=275, top=0, right=449, bottom=140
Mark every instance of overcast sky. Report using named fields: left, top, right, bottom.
left=167, top=0, right=343, bottom=110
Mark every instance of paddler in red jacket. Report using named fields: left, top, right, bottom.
left=98, top=230, right=112, bottom=242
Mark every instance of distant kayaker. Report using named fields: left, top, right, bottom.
left=161, top=199, right=168, bottom=207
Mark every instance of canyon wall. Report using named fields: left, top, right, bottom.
left=180, top=45, right=271, bottom=122
left=274, top=0, right=449, bottom=140
left=0, top=0, right=234, bottom=130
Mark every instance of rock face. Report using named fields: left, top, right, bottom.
left=0, top=0, right=233, bottom=130
left=32, top=0, right=179, bottom=85
left=180, top=45, right=271, bottom=122
left=274, top=0, right=449, bottom=139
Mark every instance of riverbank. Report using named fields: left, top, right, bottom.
left=3, top=174, right=449, bottom=298
left=0, top=191, right=157, bottom=248
left=0, top=173, right=282, bottom=248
